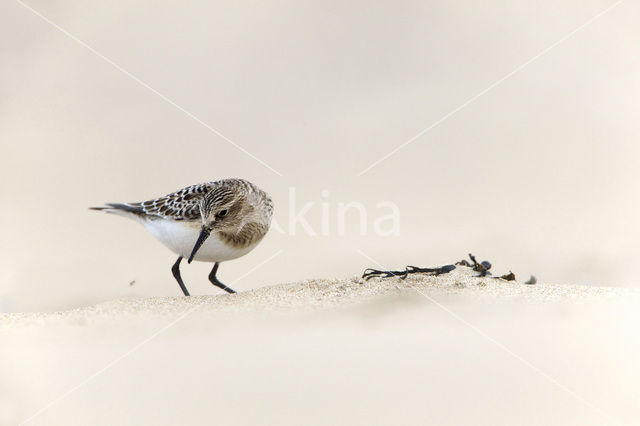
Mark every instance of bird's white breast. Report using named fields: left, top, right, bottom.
left=143, top=219, right=258, bottom=262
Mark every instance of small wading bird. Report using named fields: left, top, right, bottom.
left=91, top=178, right=273, bottom=296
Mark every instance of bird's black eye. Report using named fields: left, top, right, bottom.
left=217, top=209, right=228, bottom=218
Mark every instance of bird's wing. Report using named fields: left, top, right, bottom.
left=92, top=183, right=212, bottom=221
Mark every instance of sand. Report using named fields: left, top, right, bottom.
left=2, top=267, right=640, bottom=425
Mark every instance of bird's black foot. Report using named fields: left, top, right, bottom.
left=171, top=256, right=190, bottom=296
left=208, top=262, right=237, bottom=294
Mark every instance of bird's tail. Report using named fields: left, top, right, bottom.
left=89, top=203, right=145, bottom=220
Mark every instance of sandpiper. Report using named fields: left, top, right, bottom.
left=91, top=178, right=273, bottom=296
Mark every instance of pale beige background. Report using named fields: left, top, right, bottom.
left=1, top=0, right=639, bottom=312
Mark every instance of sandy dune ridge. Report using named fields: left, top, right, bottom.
left=2, top=267, right=638, bottom=323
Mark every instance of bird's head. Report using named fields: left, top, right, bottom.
left=187, top=187, right=253, bottom=263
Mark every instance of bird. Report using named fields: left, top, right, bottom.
left=91, top=178, right=273, bottom=296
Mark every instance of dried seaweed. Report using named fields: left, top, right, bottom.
left=362, top=253, right=536, bottom=284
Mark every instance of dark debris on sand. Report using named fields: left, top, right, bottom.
left=362, top=253, right=536, bottom=284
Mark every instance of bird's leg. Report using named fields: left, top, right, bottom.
left=171, top=256, right=190, bottom=296
left=208, top=262, right=237, bottom=294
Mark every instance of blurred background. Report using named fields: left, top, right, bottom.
left=1, top=0, right=639, bottom=312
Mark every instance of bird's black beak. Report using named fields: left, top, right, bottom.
left=188, top=226, right=210, bottom=263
